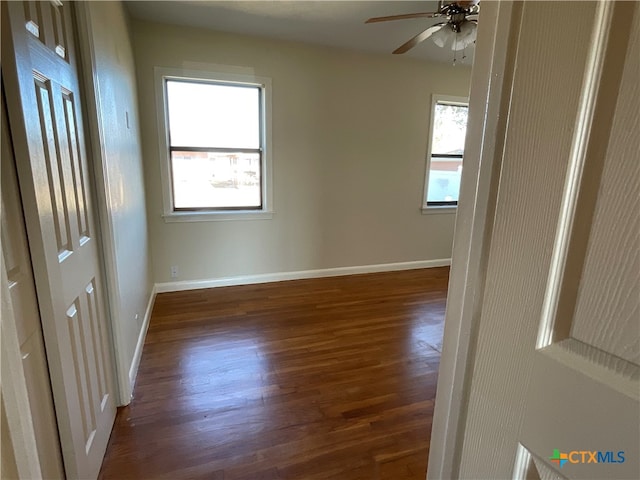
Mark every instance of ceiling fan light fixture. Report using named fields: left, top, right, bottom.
left=430, top=21, right=477, bottom=52
left=431, top=25, right=452, bottom=48
left=451, top=21, right=477, bottom=51
left=365, top=1, right=480, bottom=56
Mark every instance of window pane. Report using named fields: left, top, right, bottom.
left=166, top=81, right=260, bottom=149
left=427, top=156, right=463, bottom=203
left=431, top=103, right=468, bottom=155
left=171, top=151, right=261, bottom=209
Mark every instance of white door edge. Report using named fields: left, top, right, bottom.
left=427, top=2, right=520, bottom=479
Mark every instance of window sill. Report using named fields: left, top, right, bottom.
left=421, top=205, right=458, bottom=215
left=162, top=210, right=274, bottom=223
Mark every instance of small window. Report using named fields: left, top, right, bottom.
left=423, top=95, right=469, bottom=209
left=155, top=67, right=272, bottom=220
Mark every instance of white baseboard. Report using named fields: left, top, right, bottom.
left=155, top=259, right=451, bottom=293
left=128, top=285, right=156, bottom=394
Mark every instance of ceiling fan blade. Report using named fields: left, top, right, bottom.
left=365, top=12, right=439, bottom=24
left=393, top=23, right=445, bottom=54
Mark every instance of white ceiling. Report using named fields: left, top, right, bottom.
left=124, top=1, right=476, bottom=65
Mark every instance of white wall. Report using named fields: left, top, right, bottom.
left=131, top=20, right=472, bottom=284
left=81, top=2, right=152, bottom=399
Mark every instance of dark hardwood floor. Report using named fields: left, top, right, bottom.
left=99, top=267, right=449, bottom=479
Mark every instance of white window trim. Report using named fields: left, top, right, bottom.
left=154, top=66, right=273, bottom=222
left=421, top=205, right=458, bottom=215
left=422, top=94, right=469, bottom=214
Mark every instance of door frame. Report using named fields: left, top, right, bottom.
left=427, top=2, right=520, bottom=479
left=73, top=1, right=133, bottom=405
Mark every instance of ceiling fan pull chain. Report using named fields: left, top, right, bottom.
left=453, top=35, right=458, bottom=66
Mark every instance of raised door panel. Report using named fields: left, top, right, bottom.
left=20, top=333, right=66, bottom=479
left=22, top=0, right=70, bottom=60
left=569, top=18, right=640, bottom=364
left=1, top=114, right=41, bottom=346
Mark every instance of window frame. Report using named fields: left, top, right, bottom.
left=422, top=94, right=469, bottom=214
left=154, top=66, right=273, bottom=222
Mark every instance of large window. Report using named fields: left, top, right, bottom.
left=423, top=95, right=469, bottom=209
left=156, top=67, right=272, bottom=220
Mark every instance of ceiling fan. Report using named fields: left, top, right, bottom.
left=365, top=1, right=480, bottom=55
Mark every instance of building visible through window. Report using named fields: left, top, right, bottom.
left=165, top=79, right=263, bottom=211
left=425, top=99, right=468, bottom=207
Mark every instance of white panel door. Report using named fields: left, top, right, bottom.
left=458, top=1, right=639, bottom=479
left=2, top=2, right=116, bottom=478
left=2, top=83, right=64, bottom=479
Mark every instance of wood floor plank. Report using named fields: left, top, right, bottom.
left=99, top=267, right=448, bottom=479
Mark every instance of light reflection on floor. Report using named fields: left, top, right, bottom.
left=408, top=301, right=446, bottom=372
left=178, top=335, right=269, bottom=407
